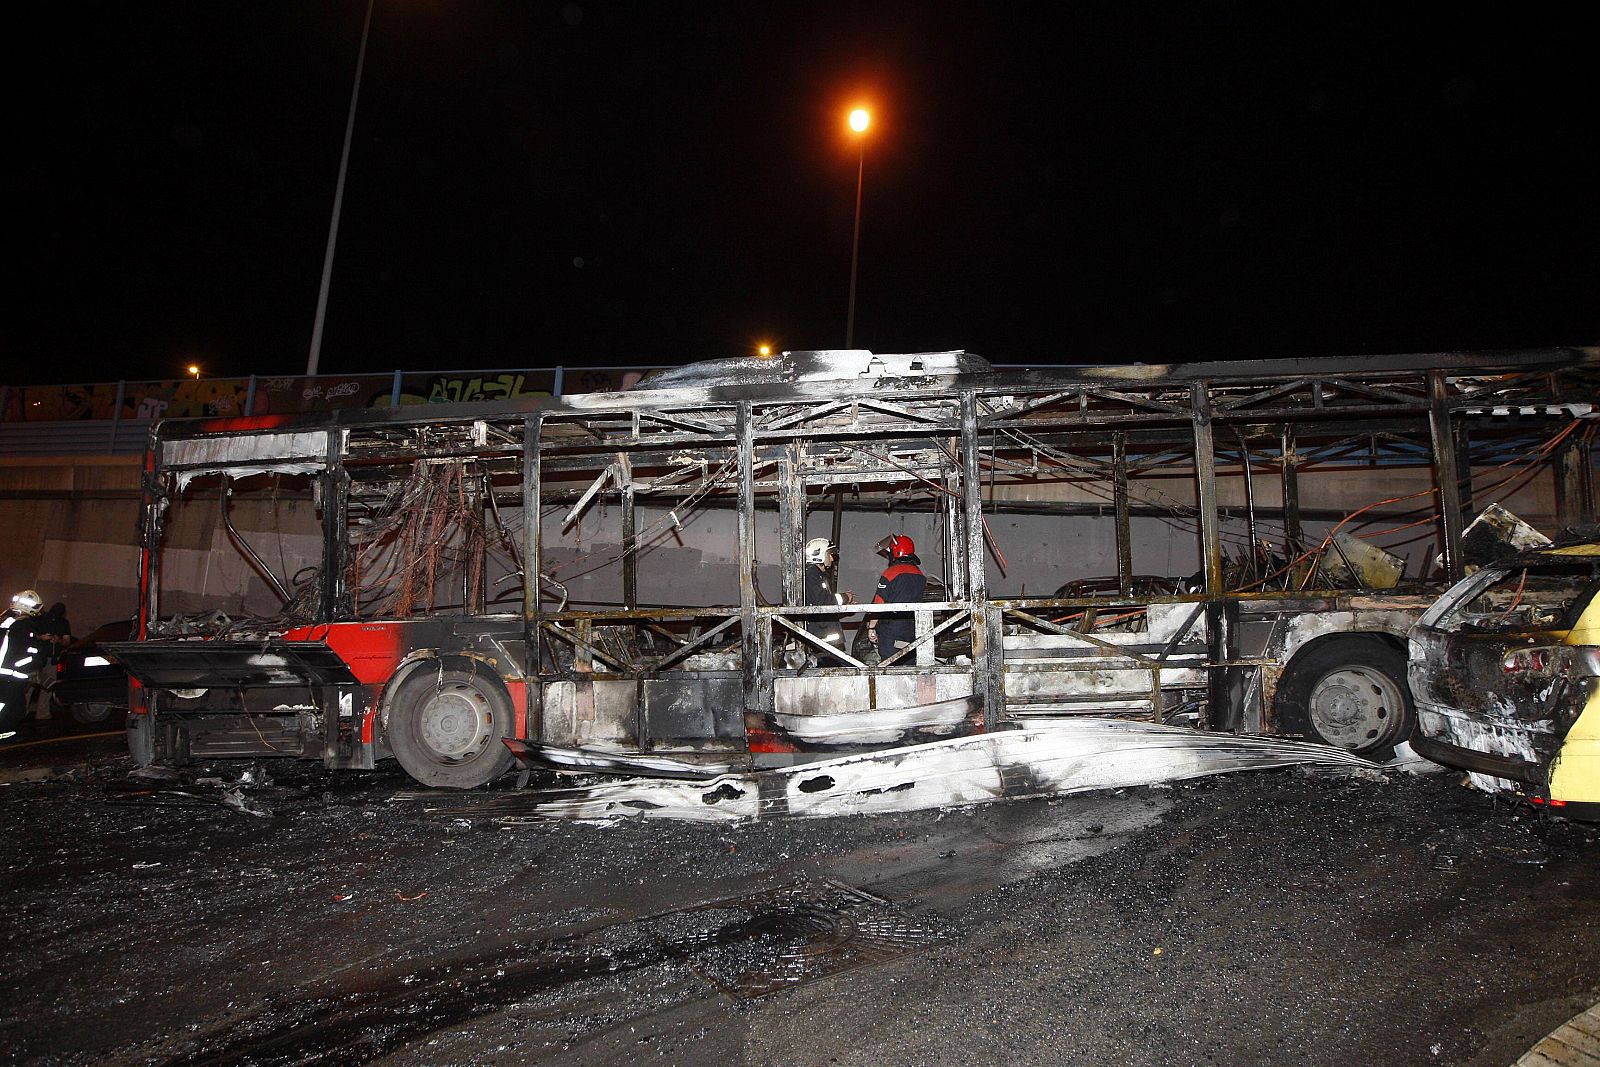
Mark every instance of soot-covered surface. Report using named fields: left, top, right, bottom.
left=2, top=728, right=1598, bottom=1066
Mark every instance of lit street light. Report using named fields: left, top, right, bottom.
left=845, top=106, right=870, bottom=349
left=187, top=364, right=201, bottom=380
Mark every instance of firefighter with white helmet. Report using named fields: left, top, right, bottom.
left=0, top=590, right=47, bottom=732
left=801, top=538, right=854, bottom=658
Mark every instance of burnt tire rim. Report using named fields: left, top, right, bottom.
left=1307, top=665, right=1403, bottom=750
left=416, top=682, right=494, bottom=761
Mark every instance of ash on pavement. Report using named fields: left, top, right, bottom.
left=1, top=740, right=1597, bottom=1066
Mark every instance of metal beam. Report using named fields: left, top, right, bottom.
left=1113, top=433, right=1132, bottom=597
left=961, top=393, right=1002, bottom=728
left=735, top=403, right=770, bottom=719
left=778, top=442, right=806, bottom=606
left=1554, top=435, right=1595, bottom=532
left=618, top=452, right=637, bottom=611
left=1428, top=370, right=1466, bottom=582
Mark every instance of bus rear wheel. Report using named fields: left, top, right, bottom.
left=387, top=665, right=515, bottom=789
left=1274, top=635, right=1415, bottom=759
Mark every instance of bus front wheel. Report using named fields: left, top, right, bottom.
left=387, top=664, right=515, bottom=789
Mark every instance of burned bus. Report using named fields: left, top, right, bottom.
left=106, top=347, right=1599, bottom=788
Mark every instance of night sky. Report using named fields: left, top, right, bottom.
left=10, top=2, right=1597, bottom=387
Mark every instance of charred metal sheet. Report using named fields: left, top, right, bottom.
left=522, top=718, right=1376, bottom=823
left=163, top=431, right=331, bottom=485
left=1457, top=502, right=1552, bottom=571
left=771, top=694, right=977, bottom=744
left=101, top=640, right=360, bottom=688
left=503, top=738, right=732, bottom=780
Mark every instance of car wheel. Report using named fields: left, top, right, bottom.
left=1274, top=635, right=1415, bottom=758
left=71, top=702, right=117, bottom=725
left=386, top=664, right=516, bottom=789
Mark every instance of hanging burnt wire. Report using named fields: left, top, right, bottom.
left=347, top=459, right=521, bottom=617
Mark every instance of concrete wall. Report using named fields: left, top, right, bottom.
left=0, top=456, right=143, bottom=634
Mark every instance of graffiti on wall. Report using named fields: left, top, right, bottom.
left=252, top=375, right=390, bottom=414
left=391, top=371, right=556, bottom=407
left=3, top=367, right=655, bottom=422
left=3, top=380, right=255, bottom=421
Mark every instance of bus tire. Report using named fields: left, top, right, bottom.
left=1273, top=635, right=1415, bottom=759
left=387, top=664, right=515, bottom=789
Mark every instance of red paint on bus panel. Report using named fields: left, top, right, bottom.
left=283, top=621, right=408, bottom=685
left=506, top=679, right=529, bottom=738
left=193, top=414, right=297, bottom=433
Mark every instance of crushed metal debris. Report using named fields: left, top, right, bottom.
left=403, top=718, right=1377, bottom=824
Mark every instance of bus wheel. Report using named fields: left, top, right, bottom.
left=387, top=666, right=515, bottom=789
left=1274, top=635, right=1415, bottom=759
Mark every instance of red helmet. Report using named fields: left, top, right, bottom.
left=876, top=534, right=915, bottom=560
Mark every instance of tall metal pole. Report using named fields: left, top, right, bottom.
left=845, top=142, right=864, bottom=349
left=306, top=0, right=375, bottom=377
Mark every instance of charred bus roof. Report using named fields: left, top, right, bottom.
left=155, top=345, right=1599, bottom=444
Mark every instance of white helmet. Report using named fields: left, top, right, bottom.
left=804, top=538, right=835, bottom=565
left=11, top=589, right=42, bottom=616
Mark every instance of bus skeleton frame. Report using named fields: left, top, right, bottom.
left=108, top=347, right=1599, bottom=789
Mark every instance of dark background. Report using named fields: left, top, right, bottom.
left=8, top=2, right=1597, bottom=385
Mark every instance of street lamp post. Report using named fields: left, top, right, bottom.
left=845, top=107, right=869, bottom=349
left=305, top=0, right=376, bottom=377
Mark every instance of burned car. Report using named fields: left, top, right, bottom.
left=1409, top=543, right=1600, bottom=818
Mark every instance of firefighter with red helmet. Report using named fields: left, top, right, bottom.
left=867, top=534, right=926, bottom=661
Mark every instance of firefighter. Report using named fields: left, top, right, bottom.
left=867, top=534, right=926, bottom=661
left=0, top=589, right=45, bottom=732
left=802, top=537, right=854, bottom=661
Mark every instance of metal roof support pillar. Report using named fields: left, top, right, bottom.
left=1428, top=371, right=1466, bottom=583
left=1555, top=434, right=1594, bottom=532
left=736, top=403, right=771, bottom=722
left=1113, top=432, right=1132, bottom=597
left=1280, top=425, right=1302, bottom=555
left=778, top=442, right=806, bottom=606
left=961, top=393, right=1002, bottom=729
left=319, top=431, right=348, bottom=621
left=617, top=451, right=636, bottom=610
left=522, top=414, right=545, bottom=740
left=1192, top=383, right=1234, bottom=732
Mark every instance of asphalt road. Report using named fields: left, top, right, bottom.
left=2, top=722, right=1597, bottom=1066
